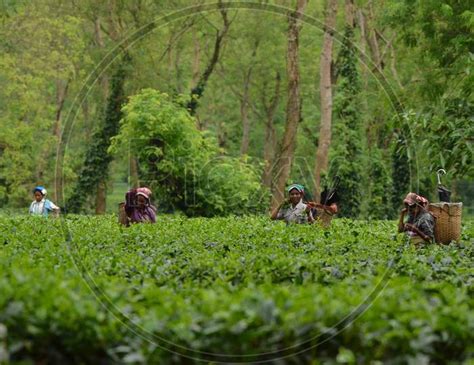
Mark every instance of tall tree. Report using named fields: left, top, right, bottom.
left=270, top=0, right=307, bottom=210
left=239, top=42, right=258, bottom=156
left=66, top=61, right=127, bottom=213
left=384, top=0, right=474, bottom=182
left=92, top=15, right=112, bottom=213
left=216, top=38, right=259, bottom=156
left=391, top=130, right=411, bottom=213
left=313, top=0, right=338, bottom=201
left=328, top=3, right=364, bottom=218
left=361, top=2, right=383, bottom=72
left=0, top=2, right=87, bottom=206
left=262, top=72, right=281, bottom=189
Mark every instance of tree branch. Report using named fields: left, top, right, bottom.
left=156, top=18, right=196, bottom=63
left=187, top=1, right=232, bottom=115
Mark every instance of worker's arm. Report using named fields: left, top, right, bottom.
left=313, top=202, right=338, bottom=215
left=398, top=208, right=407, bottom=233
left=404, top=223, right=431, bottom=242
left=270, top=200, right=287, bottom=220
left=326, top=203, right=338, bottom=215
left=302, top=203, right=314, bottom=224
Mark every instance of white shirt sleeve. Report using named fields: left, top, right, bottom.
left=49, top=201, right=60, bottom=210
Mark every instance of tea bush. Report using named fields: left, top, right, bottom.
left=0, top=216, right=472, bottom=364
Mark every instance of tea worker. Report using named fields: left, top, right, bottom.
left=124, top=187, right=156, bottom=224
left=29, top=186, right=60, bottom=217
left=271, top=184, right=314, bottom=224
left=398, top=192, right=435, bottom=243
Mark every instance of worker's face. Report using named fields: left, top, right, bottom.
left=136, top=194, right=147, bottom=208
left=34, top=191, right=43, bottom=202
left=406, top=204, right=418, bottom=216
left=288, top=189, right=302, bottom=205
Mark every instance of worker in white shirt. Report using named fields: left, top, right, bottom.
left=29, top=186, right=60, bottom=217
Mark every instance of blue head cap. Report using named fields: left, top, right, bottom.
left=33, top=186, right=47, bottom=196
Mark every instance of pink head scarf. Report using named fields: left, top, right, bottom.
left=403, top=192, right=429, bottom=208
left=136, top=187, right=152, bottom=200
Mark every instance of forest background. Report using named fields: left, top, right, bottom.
left=0, top=0, right=472, bottom=219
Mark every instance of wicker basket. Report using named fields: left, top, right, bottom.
left=428, top=202, right=462, bottom=244
left=315, top=208, right=333, bottom=228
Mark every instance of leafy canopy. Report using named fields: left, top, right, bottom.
left=110, top=89, right=265, bottom=216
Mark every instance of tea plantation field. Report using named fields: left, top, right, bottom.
left=0, top=216, right=472, bottom=364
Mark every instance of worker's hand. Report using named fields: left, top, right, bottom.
left=401, top=208, right=407, bottom=214
left=404, top=223, right=414, bottom=231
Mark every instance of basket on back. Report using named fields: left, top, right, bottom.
left=315, top=208, right=333, bottom=228
left=118, top=190, right=138, bottom=226
left=428, top=202, right=462, bottom=244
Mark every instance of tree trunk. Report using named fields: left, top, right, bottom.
left=0, top=323, right=7, bottom=364
left=270, top=0, right=307, bottom=210
left=187, top=2, right=230, bottom=115
left=345, top=0, right=355, bottom=28
left=191, top=31, right=201, bottom=89
left=313, top=0, right=338, bottom=202
left=239, top=41, right=259, bottom=155
left=82, top=100, right=92, bottom=140
left=51, top=78, right=70, bottom=203
left=239, top=68, right=252, bottom=155
left=130, top=156, right=139, bottom=188
left=53, top=79, right=69, bottom=139
left=357, top=8, right=369, bottom=112
left=175, top=44, right=183, bottom=93
left=262, top=72, right=281, bottom=189
left=239, top=100, right=251, bottom=155
left=94, top=16, right=105, bottom=47
left=390, top=42, right=404, bottom=89
left=362, top=4, right=383, bottom=71
left=191, top=32, right=204, bottom=130
left=94, top=16, right=110, bottom=213
left=354, top=4, right=370, bottom=149
left=262, top=121, right=276, bottom=188
left=66, top=60, right=127, bottom=213
left=95, top=181, right=106, bottom=214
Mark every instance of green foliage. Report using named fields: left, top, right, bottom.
left=362, top=147, right=395, bottom=219
left=383, top=0, right=473, bottom=101
left=369, top=0, right=474, bottom=215
left=0, top=3, right=88, bottom=207
left=110, top=89, right=265, bottom=216
left=420, top=99, right=474, bottom=179
left=0, top=125, right=37, bottom=206
left=0, top=0, right=471, bottom=219
left=66, top=63, right=127, bottom=213
left=384, top=0, right=473, bottom=72
left=0, top=216, right=472, bottom=363
left=329, top=26, right=364, bottom=218
left=396, top=100, right=473, bottom=199
left=391, top=131, right=411, bottom=213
